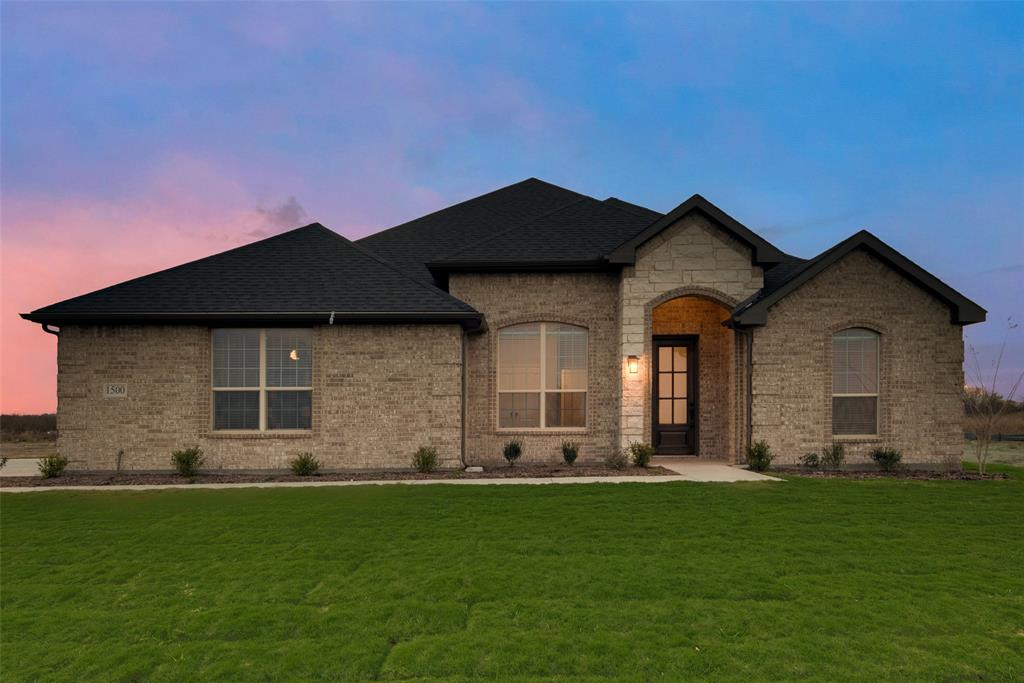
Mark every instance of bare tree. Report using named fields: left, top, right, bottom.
left=964, top=318, right=1023, bottom=475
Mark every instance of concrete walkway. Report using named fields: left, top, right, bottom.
left=655, top=458, right=781, bottom=482
left=0, top=458, right=42, bottom=478
left=0, top=460, right=778, bottom=492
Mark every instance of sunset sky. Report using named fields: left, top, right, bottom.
left=2, top=2, right=1022, bottom=413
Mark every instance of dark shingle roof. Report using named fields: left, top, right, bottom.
left=427, top=197, right=659, bottom=269
left=730, top=230, right=985, bottom=326
left=356, top=178, right=588, bottom=282
left=23, top=223, right=481, bottom=327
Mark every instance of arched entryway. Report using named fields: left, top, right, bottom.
left=644, top=289, right=740, bottom=460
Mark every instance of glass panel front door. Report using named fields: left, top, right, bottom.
left=652, top=338, right=696, bottom=454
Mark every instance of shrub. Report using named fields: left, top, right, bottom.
left=0, top=455, right=7, bottom=469
left=745, top=440, right=773, bottom=472
left=171, top=447, right=204, bottom=477
left=412, top=446, right=438, bottom=473
left=799, top=452, right=821, bottom=469
left=290, top=452, right=321, bottom=476
left=605, top=450, right=628, bottom=470
left=628, top=441, right=655, bottom=468
left=822, top=443, right=845, bottom=471
left=871, top=447, right=902, bottom=472
left=38, top=454, right=68, bottom=479
left=502, top=439, right=523, bottom=467
left=561, top=441, right=579, bottom=466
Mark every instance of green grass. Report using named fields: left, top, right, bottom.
left=3, top=477, right=1023, bottom=681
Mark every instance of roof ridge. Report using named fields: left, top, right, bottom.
left=433, top=196, right=593, bottom=262
left=357, top=178, right=590, bottom=243
left=310, top=224, right=478, bottom=311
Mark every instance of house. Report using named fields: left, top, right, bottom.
left=22, top=179, right=985, bottom=471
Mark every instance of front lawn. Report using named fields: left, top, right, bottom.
left=2, top=476, right=1022, bottom=681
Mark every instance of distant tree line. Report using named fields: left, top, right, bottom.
left=1, top=414, right=57, bottom=441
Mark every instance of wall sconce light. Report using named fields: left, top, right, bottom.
left=627, top=355, right=639, bottom=374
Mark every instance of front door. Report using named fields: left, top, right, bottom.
left=652, top=337, right=697, bottom=455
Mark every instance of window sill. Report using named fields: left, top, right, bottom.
left=832, top=435, right=882, bottom=443
left=206, top=430, right=314, bottom=439
left=496, top=429, right=588, bottom=436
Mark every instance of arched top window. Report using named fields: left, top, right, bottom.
left=832, top=328, right=879, bottom=436
left=497, top=323, right=587, bottom=429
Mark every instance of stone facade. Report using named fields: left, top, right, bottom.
left=55, top=324, right=463, bottom=471
left=449, top=272, right=621, bottom=465
left=750, top=248, right=964, bottom=466
left=619, top=212, right=762, bottom=451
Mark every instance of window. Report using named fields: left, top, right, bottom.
left=832, top=328, right=879, bottom=435
left=497, top=323, right=587, bottom=429
left=212, top=328, right=312, bottom=431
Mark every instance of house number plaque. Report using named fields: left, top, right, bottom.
left=104, top=383, right=127, bottom=398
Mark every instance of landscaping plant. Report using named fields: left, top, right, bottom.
left=605, top=450, right=628, bottom=470
left=745, top=440, right=773, bottom=472
left=561, top=441, right=579, bottom=466
left=628, top=441, right=655, bottom=468
left=502, top=439, right=523, bottom=467
left=822, top=443, right=845, bottom=471
left=963, top=318, right=1024, bottom=475
left=171, top=447, right=204, bottom=477
left=37, top=453, right=68, bottom=479
left=870, top=447, right=902, bottom=472
left=412, top=446, right=438, bottom=473
left=290, top=452, right=321, bottom=476
left=799, top=452, right=821, bottom=469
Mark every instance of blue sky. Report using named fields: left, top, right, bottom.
left=2, top=2, right=1022, bottom=410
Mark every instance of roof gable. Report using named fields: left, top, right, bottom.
left=607, top=194, right=784, bottom=267
left=731, top=230, right=985, bottom=326
left=23, top=223, right=481, bottom=327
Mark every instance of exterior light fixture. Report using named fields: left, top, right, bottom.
left=627, top=355, right=639, bottom=374
left=289, top=349, right=300, bottom=361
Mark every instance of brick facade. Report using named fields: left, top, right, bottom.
left=449, top=272, right=621, bottom=465
left=55, top=324, right=463, bottom=471
left=51, top=234, right=966, bottom=471
left=751, top=248, right=964, bottom=466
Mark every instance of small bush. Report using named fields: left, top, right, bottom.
left=171, top=447, right=204, bottom=477
left=290, top=452, right=321, bottom=476
left=822, top=443, right=845, bottom=471
left=412, top=446, right=438, bottom=473
left=38, top=454, right=68, bottom=478
left=561, top=441, right=579, bottom=466
left=605, top=450, right=628, bottom=470
left=502, top=439, right=523, bottom=467
left=871, top=447, right=902, bottom=472
left=799, top=452, right=821, bottom=469
left=745, top=440, right=773, bottom=472
left=0, top=455, right=7, bottom=469
left=628, top=441, right=655, bottom=468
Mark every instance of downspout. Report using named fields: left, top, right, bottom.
left=460, top=329, right=468, bottom=469
left=745, top=328, right=753, bottom=450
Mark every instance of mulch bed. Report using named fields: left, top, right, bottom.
left=775, top=469, right=1008, bottom=480
left=1, top=464, right=676, bottom=488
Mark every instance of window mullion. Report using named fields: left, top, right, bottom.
left=539, top=323, right=546, bottom=428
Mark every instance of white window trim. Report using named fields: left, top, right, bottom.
left=831, top=329, right=879, bottom=437
left=496, top=322, right=588, bottom=431
left=211, top=328, right=313, bottom=433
